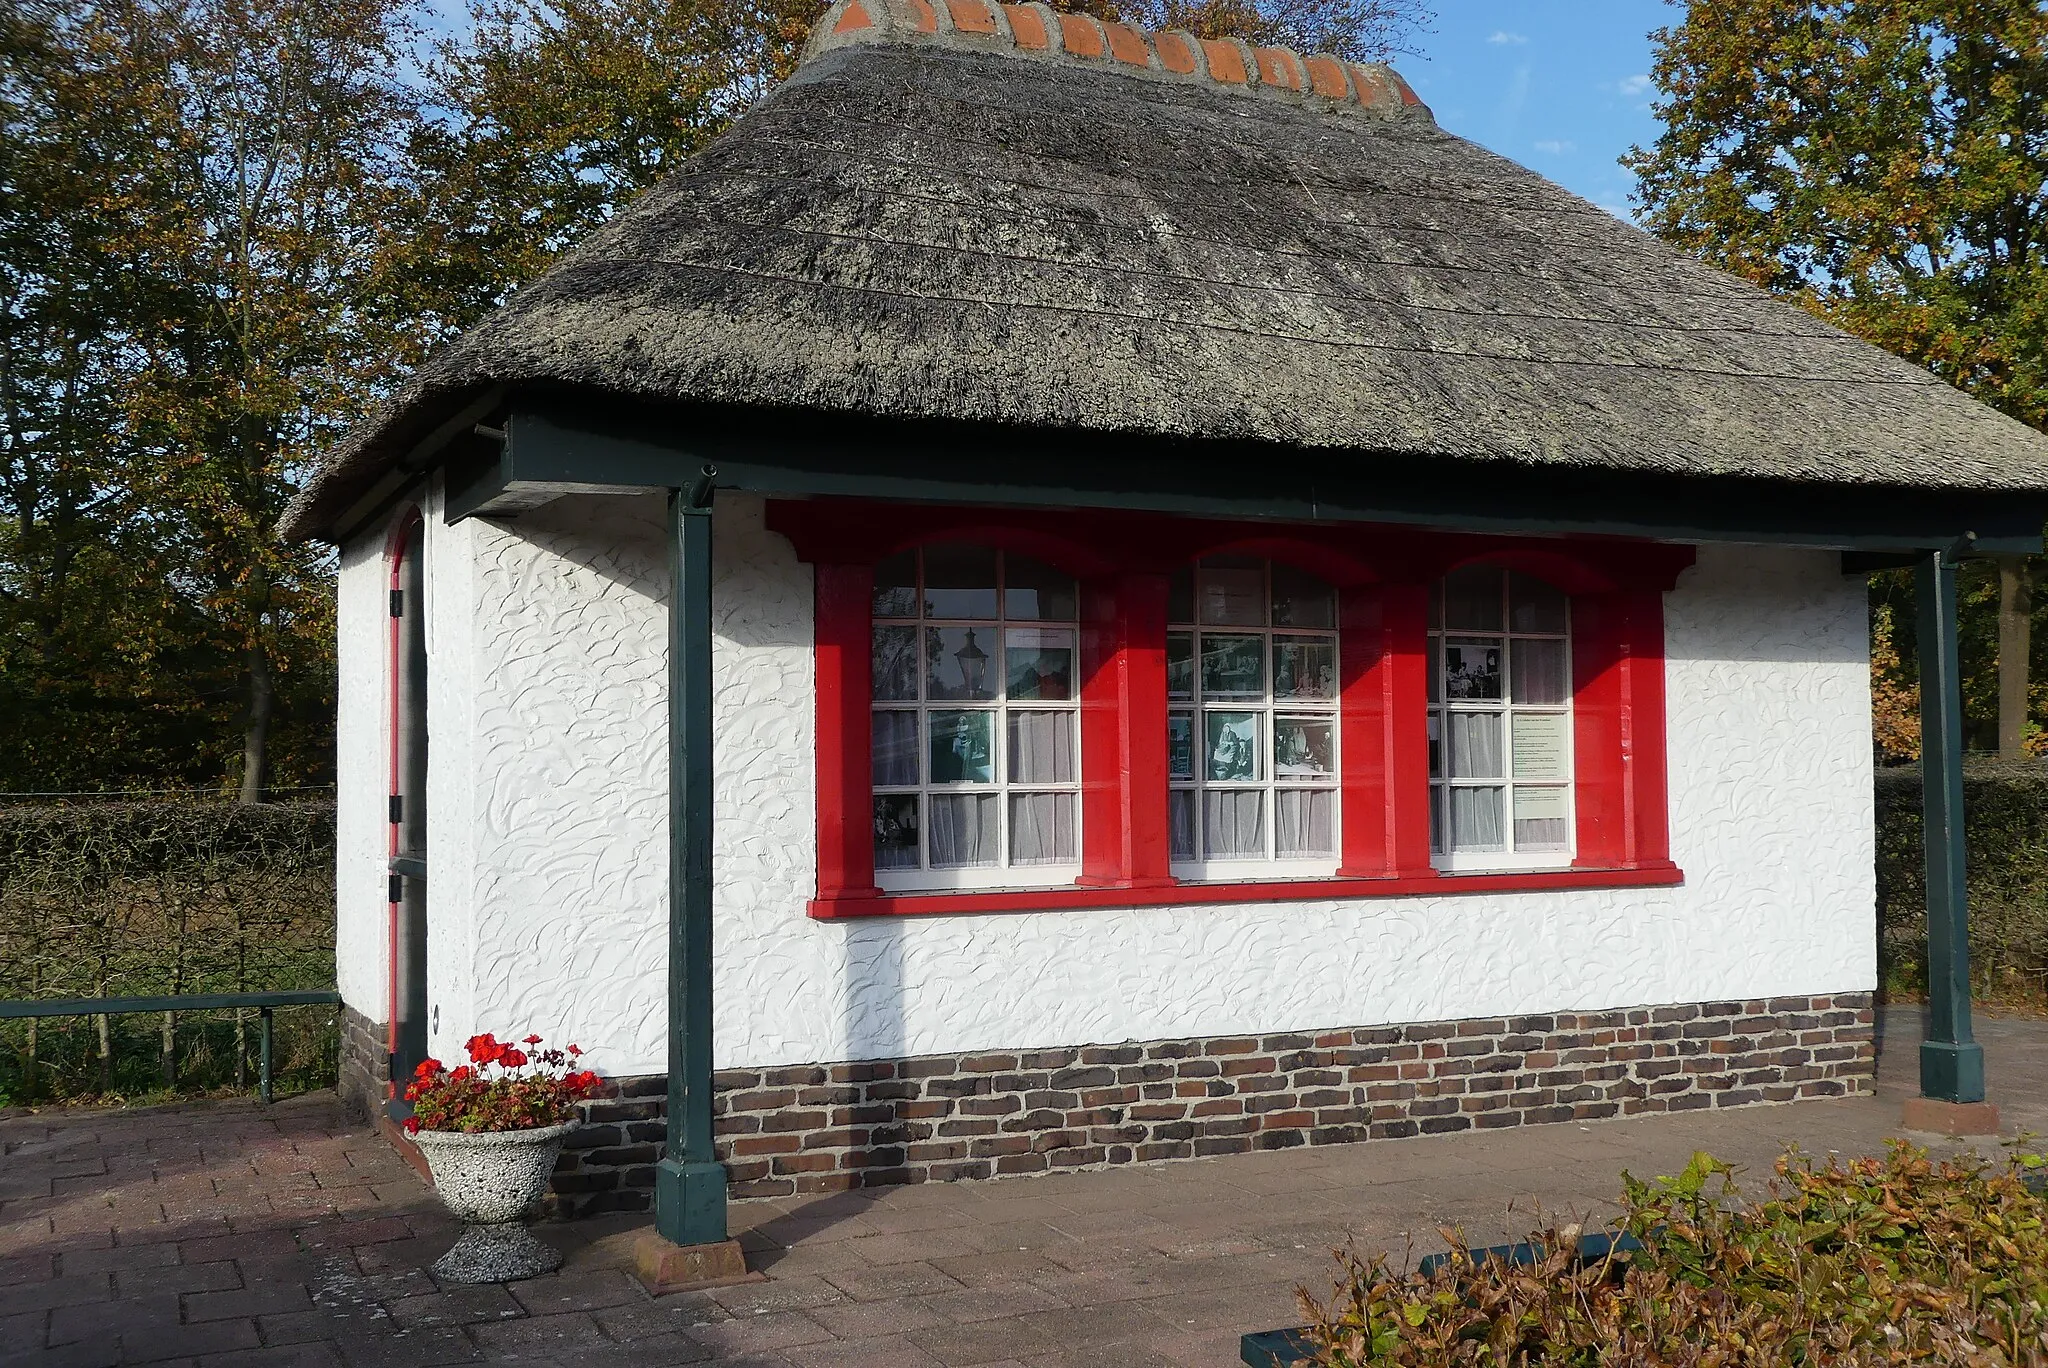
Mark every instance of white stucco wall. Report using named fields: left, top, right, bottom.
left=376, top=492, right=1874, bottom=1078
left=334, top=530, right=389, bottom=1016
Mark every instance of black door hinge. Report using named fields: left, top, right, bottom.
left=388, top=872, right=404, bottom=903
left=390, top=588, right=404, bottom=617
left=389, top=793, right=403, bottom=824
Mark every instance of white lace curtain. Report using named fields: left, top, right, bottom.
left=1204, top=791, right=1263, bottom=859
left=929, top=794, right=999, bottom=867
left=1275, top=789, right=1334, bottom=857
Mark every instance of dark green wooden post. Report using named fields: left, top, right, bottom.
left=655, top=475, right=727, bottom=1247
left=1917, top=546, right=1985, bottom=1103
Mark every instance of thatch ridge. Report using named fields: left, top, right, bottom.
left=280, top=32, right=2048, bottom=541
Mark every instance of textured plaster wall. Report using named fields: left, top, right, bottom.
left=334, top=529, right=389, bottom=1016
left=429, top=499, right=1873, bottom=1078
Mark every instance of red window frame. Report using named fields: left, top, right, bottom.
left=768, top=501, right=1693, bottom=920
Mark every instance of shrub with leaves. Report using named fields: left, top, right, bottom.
left=1300, top=1142, right=2048, bottom=1365
left=403, top=1032, right=603, bottom=1133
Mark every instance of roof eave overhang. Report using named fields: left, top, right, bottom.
left=422, top=397, right=2048, bottom=557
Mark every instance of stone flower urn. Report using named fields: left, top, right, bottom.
left=412, top=1120, right=577, bottom=1282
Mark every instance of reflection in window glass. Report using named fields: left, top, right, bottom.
left=1429, top=566, right=1572, bottom=862
left=869, top=547, right=1081, bottom=884
left=1169, top=558, right=1339, bottom=869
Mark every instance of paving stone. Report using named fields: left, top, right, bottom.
left=706, top=1273, right=851, bottom=1316
left=506, top=1268, right=647, bottom=1316
left=118, top=1313, right=264, bottom=1363
left=183, top=1280, right=316, bottom=1321
left=683, top=1309, right=838, bottom=1356
left=820, top=1261, right=967, bottom=1302
left=383, top=1285, right=525, bottom=1329
left=56, top=1242, right=180, bottom=1276
left=535, top=1330, right=714, bottom=1366
left=592, top=1295, right=732, bottom=1340
left=784, top=1332, right=950, bottom=1368
left=904, top=1313, right=1062, bottom=1366
left=0, top=1274, right=111, bottom=1317
left=112, top=1259, right=242, bottom=1299
left=465, top=1309, right=610, bottom=1353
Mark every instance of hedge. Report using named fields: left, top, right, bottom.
left=1876, top=760, right=2048, bottom=1009
left=0, top=800, right=337, bottom=1103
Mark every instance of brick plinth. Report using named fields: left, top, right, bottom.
left=536, top=993, right=1873, bottom=1216
left=338, top=1003, right=387, bottom=1125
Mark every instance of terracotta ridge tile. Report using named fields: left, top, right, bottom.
left=799, top=0, right=1434, bottom=124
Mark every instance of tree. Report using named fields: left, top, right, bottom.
left=1627, top=0, right=2048, bottom=757
left=1, top=0, right=422, bottom=797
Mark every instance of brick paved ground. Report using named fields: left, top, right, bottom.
left=3, top=1007, right=2044, bottom=1368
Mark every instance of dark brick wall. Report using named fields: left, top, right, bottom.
left=337, top=1003, right=386, bottom=1125
left=533, top=993, right=1873, bottom=1216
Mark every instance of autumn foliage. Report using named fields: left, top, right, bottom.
left=402, top=1032, right=603, bottom=1134
left=1301, top=1143, right=2048, bottom=1366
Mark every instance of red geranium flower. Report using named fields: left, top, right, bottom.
left=404, top=1027, right=605, bottom=1134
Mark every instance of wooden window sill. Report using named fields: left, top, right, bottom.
left=809, top=862, right=1682, bottom=919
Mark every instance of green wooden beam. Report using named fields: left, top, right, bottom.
left=654, top=474, right=728, bottom=1248
left=1917, top=546, right=1986, bottom=1103
left=0, top=991, right=340, bottom=1019
left=467, top=406, right=2047, bottom=555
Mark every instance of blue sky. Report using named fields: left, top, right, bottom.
left=1399, top=2, right=1677, bottom=220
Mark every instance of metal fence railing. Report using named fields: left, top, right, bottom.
left=0, top=991, right=341, bottom=1103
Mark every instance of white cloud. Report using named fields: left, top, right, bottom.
left=1487, top=30, right=1528, bottom=45
left=1619, top=74, right=1652, bottom=95
left=1533, top=139, right=1575, bottom=155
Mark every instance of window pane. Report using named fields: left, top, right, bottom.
left=1009, top=792, right=1076, bottom=865
left=1427, top=583, right=1442, bottom=631
left=1167, top=566, right=1195, bottom=625
left=1205, top=791, right=1265, bottom=858
left=874, top=794, right=921, bottom=869
left=1442, top=566, right=1503, bottom=631
left=926, top=626, right=997, bottom=701
left=1274, top=716, right=1335, bottom=780
left=922, top=543, right=998, bottom=619
left=1271, top=564, right=1335, bottom=628
left=1008, top=710, right=1074, bottom=784
left=872, top=626, right=918, bottom=701
left=1449, top=785, right=1505, bottom=851
left=1167, top=632, right=1194, bottom=700
left=1274, top=638, right=1337, bottom=701
left=1201, top=634, right=1265, bottom=697
left=1429, top=785, right=1444, bottom=854
left=1510, top=712, right=1569, bottom=780
left=1447, top=711, right=1504, bottom=778
left=1170, top=790, right=1197, bottom=860
left=1427, top=712, right=1442, bottom=778
left=1006, top=628, right=1073, bottom=701
left=872, top=711, right=918, bottom=786
left=1512, top=638, right=1568, bottom=705
left=929, top=793, right=1000, bottom=867
left=1427, top=637, right=1440, bottom=703
left=1513, top=785, right=1571, bottom=850
left=1006, top=555, right=1077, bottom=622
left=1198, top=558, right=1265, bottom=626
left=873, top=552, right=919, bottom=619
left=1205, top=712, right=1261, bottom=782
left=1275, top=788, right=1335, bottom=856
left=1443, top=639, right=1502, bottom=700
left=928, top=710, right=995, bottom=784
left=1167, top=711, right=1195, bottom=780
left=1509, top=573, right=1568, bottom=634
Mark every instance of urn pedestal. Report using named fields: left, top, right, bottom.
left=411, top=1120, right=577, bottom=1282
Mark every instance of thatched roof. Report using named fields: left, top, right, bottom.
left=280, top=0, right=2048, bottom=541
